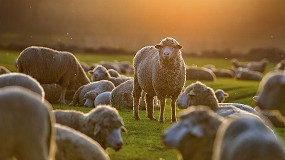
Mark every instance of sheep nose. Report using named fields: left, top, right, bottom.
left=164, top=52, right=170, bottom=56
left=115, top=141, right=123, bottom=151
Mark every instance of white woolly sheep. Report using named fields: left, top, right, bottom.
left=213, top=116, right=285, bottom=160
left=215, top=89, right=229, bottom=103
left=94, top=91, right=111, bottom=107
left=235, top=67, right=263, bottom=81
left=0, top=73, right=44, bottom=100
left=133, top=37, right=186, bottom=122
left=162, top=105, right=225, bottom=160
left=69, top=80, right=114, bottom=107
left=42, top=83, right=75, bottom=104
left=203, top=64, right=235, bottom=78
left=100, top=62, right=121, bottom=72
left=256, top=71, right=285, bottom=115
left=231, top=58, right=248, bottom=69
left=55, top=124, right=110, bottom=160
left=176, top=82, right=258, bottom=116
left=246, top=58, right=268, bottom=73
left=108, top=69, right=120, bottom=77
left=0, top=66, right=10, bottom=75
left=0, top=86, right=56, bottom=160
left=186, top=66, right=216, bottom=81
left=114, top=61, right=134, bottom=74
left=89, top=65, right=131, bottom=86
left=54, top=104, right=126, bottom=151
left=16, top=46, right=90, bottom=104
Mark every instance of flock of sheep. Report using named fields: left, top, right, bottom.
left=0, top=37, right=285, bottom=160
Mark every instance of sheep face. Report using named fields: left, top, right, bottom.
left=163, top=106, right=223, bottom=155
left=89, top=65, right=110, bottom=81
left=215, top=89, right=229, bottom=103
left=155, top=37, right=182, bottom=62
left=257, top=73, right=285, bottom=115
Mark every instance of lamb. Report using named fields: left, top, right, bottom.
left=89, top=65, right=131, bottom=86
left=213, top=116, right=285, bottom=160
left=0, top=66, right=10, bottom=75
left=176, top=81, right=258, bottom=116
left=69, top=80, right=114, bottom=107
left=162, top=105, right=225, bottom=160
left=16, top=46, right=90, bottom=104
left=0, top=86, right=56, bottom=160
left=235, top=68, right=263, bottom=81
left=41, top=84, right=75, bottom=104
left=186, top=66, right=216, bottom=81
left=133, top=37, right=186, bottom=122
left=94, top=91, right=111, bottom=107
left=256, top=71, right=285, bottom=115
left=54, top=104, right=126, bottom=151
left=55, top=124, right=110, bottom=160
left=215, top=89, right=229, bottom=103
left=0, top=73, right=45, bottom=100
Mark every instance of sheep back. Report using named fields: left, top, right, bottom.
left=186, top=67, right=216, bottom=81
left=111, top=79, right=133, bottom=109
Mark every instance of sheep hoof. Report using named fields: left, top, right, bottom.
left=148, top=116, right=157, bottom=120
left=134, top=116, right=141, bottom=120
left=159, top=118, right=165, bottom=123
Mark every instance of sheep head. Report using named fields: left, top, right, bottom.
left=257, top=72, right=285, bottom=115
left=155, top=37, right=182, bottom=64
left=162, top=106, right=224, bottom=159
left=89, top=65, right=110, bottom=81
left=176, top=81, right=219, bottom=109
left=85, top=105, right=126, bottom=151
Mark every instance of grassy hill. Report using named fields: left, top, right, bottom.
left=0, top=50, right=284, bottom=160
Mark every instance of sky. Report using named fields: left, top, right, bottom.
left=0, top=0, right=285, bottom=53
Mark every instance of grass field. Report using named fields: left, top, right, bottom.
left=0, top=50, right=284, bottom=160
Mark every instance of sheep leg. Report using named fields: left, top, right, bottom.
left=146, top=93, right=156, bottom=120
left=59, top=88, right=67, bottom=105
left=159, top=98, right=166, bottom=123
left=171, top=97, right=177, bottom=122
left=133, top=76, right=142, bottom=120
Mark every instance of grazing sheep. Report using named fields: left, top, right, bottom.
left=114, top=61, right=134, bottom=74
left=0, top=86, right=56, bottom=160
left=55, top=124, right=110, bottom=160
left=215, top=89, right=229, bottom=103
left=176, top=82, right=258, bottom=116
left=231, top=58, right=247, bottom=69
left=0, top=66, right=10, bottom=75
left=275, top=59, right=285, bottom=71
left=42, top=84, right=75, bottom=104
left=69, top=80, right=114, bottom=107
left=246, top=58, right=268, bottom=73
left=100, top=62, right=121, bottom=73
left=0, top=73, right=44, bottom=100
left=108, top=69, right=120, bottom=77
left=54, top=104, right=126, bottom=151
left=89, top=65, right=131, bottom=86
left=162, top=105, right=225, bottom=160
left=256, top=71, right=285, bottom=115
left=236, top=68, right=263, bottom=81
left=203, top=65, right=235, bottom=78
left=16, top=46, right=90, bottom=104
left=94, top=92, right=111, bottom=106
left=213, top=116, right=285, bottom=160
left=133, top=37, right=186, bottom=122
left=186, top=66, right=216, bottom=81
left=111, top=79, right=134, bottom=109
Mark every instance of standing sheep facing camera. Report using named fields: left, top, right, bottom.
left=133, top=37, right=186, bottom=122
left=16, top=46, right=90, bottom=104
left=213, top=116, right=285, bottom=160
left=54, top=105, right=126, bottom=151
left=0, top=73, right=45, bottom=101
left=0, top=86, right=56, bottom=160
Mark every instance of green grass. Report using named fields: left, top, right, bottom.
left=0, top=50, right=283, bottom=160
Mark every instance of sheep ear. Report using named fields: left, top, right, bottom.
left=121, top=126, right=127, bottom=133
left=188, top=126, right=204, bottom=138
left=176, top=44, right=183, bottom=49
left=252, top=96, right=258, bottom=102
left=224, top=92, right=229, bottom=98
left=88, top=70, right=94, bottom=74
left=94, top=124, right=101, bottom=136
left=155, top=44, right=162, bottom=49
